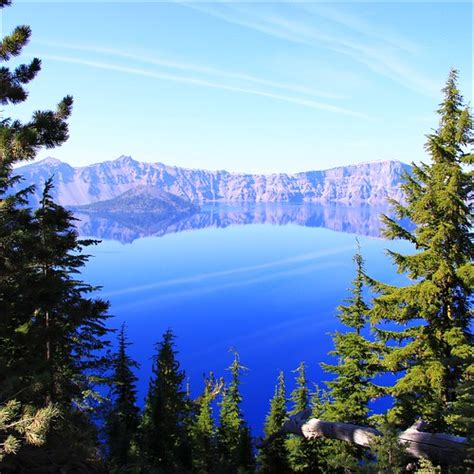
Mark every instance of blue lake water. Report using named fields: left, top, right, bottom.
left=75, top=203, right=413, bottom=433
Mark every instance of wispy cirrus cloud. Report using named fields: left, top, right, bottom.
left=31, top=53, right=372, bottom=119
left=37, top=40, right=343, bottom=100
left=182, top=2, right=439, bottom=97
left=303, top=3, right=420, bottom=54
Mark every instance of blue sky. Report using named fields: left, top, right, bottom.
left=3, top=1, right=473, bottom=173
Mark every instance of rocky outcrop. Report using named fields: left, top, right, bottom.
left=74, top=185, right=198, bottom=214
left=14, top=155, right=411, bottom=206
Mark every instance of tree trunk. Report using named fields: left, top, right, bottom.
left=257, top=409, right=467, bottom=465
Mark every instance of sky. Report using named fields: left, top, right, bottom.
left=2, top=1, right=473, bottom=173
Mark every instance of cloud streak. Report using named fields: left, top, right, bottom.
left=183, top=2, right=439, bottom=97
left=33, top=53, right=372, bottom=119
left=37, top=40, right=344, bottom=100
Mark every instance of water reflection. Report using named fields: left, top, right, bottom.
left=72, top=203, right=403, bottom=243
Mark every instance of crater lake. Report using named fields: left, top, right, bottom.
left=76, top=202, right=413, bottom=432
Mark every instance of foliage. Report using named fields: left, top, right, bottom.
left=0, top=3, right=471, bottom=468
left=413, top=458, right=442, bottom=474
left=368, top=69, right=473, bottom=434
left=217, top=350, right=255, bottom=473
left=258, top=370, right=290, bottom=473
left=139, top=329, right=192, bottom=471
left=322, top=246, right=382, bottom=470
left=364, top=420, right=409, bottom=474
left=105, top=323, right=140, bottom=470
left=0, top=400, right=58, bottom=460
left=189, top=374, right=221, bottom=473
left=0, top=0, right=111, bottom=470
left=286, top=363, right=323, bottom=473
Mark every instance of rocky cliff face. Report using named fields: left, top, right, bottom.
left=14, top=156, right=411, bottom=206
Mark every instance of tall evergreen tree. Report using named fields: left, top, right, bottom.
left=287, top=362, right=311, bottom=473
left=217, top=350, right=255, bottom=473
left=305, top=386, right=327, bottom=473
left=0, top=0, right=73, bottom=400
left=368, top=69, right=473, bottom=434
left=189, top=374, right=220, bottom=474
left=106, top=323, right=140, bottom=470
left=140, top=329, right=191, bottom=471
left=321, top=246, right=382, bottom=471
left=30, top=180, right=111, bottom=408
left=285, top=364, right=325, bottom=473
left=289, top=363, right=310, bottom=415
left=1, top=179, right=111, bottom=471
left=322, top=247, right=382, bottom=423
left=0, top=1, right=112, bottom=469
left=258, top=371, right=290, bottom=474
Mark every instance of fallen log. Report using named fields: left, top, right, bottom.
left=256, top=409, right=468, bottom=465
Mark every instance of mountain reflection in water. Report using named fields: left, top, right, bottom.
left=72, top=203, right=400, bottom=243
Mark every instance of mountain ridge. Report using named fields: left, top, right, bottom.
left=14, top=156, right=412, bottom=206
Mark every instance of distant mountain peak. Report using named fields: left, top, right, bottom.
left=38, top=157, right=63, bottom=166
left=112, top=155, right=136, bottom=164
left=14, top=157, right=411, bottom=207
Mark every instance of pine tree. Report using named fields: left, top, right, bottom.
left=323, top=247, right=382, bottom=424
left=0, top=1, right=112, bottom=469
left=285, top=366, right=326, bottom=473
left=0, top=0, right=73, bottom=401
left=140, top=329, right=191, bottom=471
left=321, top=247, right=382, bottom=471
left=217, top=350, right=255, bottom=473
left=290, top=362, right=310, bottom=415
left=368, top=69, right=473, bottom=434
left=106, top=323, right=140, bottom=470
left=304, top=386, right=326, bottom=473
left=189, top=374, right=220, bottom=473
left=258, top=371, right=290, bottom=474
left=31, top=180, right=111, bottom=408
left=365, top=419, right=409, bottom=474
left=287, top=362, right=313, bottom=473
left=1, top=180, right=111, bottom=470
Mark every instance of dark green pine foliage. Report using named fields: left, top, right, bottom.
left=365, top=419, right=409, bottom=474
left=0, top=1, right=72, bottom=167
left=286, top=363, right=323, bottom=473
left=140, top=329, right=192, bottom=472
left=0, top=2, right=111, bottom=468
left=305, top=386, right=328, bottom=473
left=321, top=247, right=382, bottom=471
left=323, top=248, right=381, bottom=423
left=368, top=69, right=473, bottom=434
left=30, top=180, right=111, bottom=408
left=289, top=363, right=310, bottom=415
left=0, top=0, right=74, bottom=400
left=106, top=323, right=140, bottom=471
left=287, top=362, right=308, bottom=472
left=449, top=365, right=474, bottom=471
left=189, top=374, right=220, bottom=473
left=258, top=371, right=290, bottom=474
left=217, top=350, right=255, bottom=473
left=2, top=179, right=111, bottom=469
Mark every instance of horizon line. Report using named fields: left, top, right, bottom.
left=21, top=154, right=412, bottom=175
